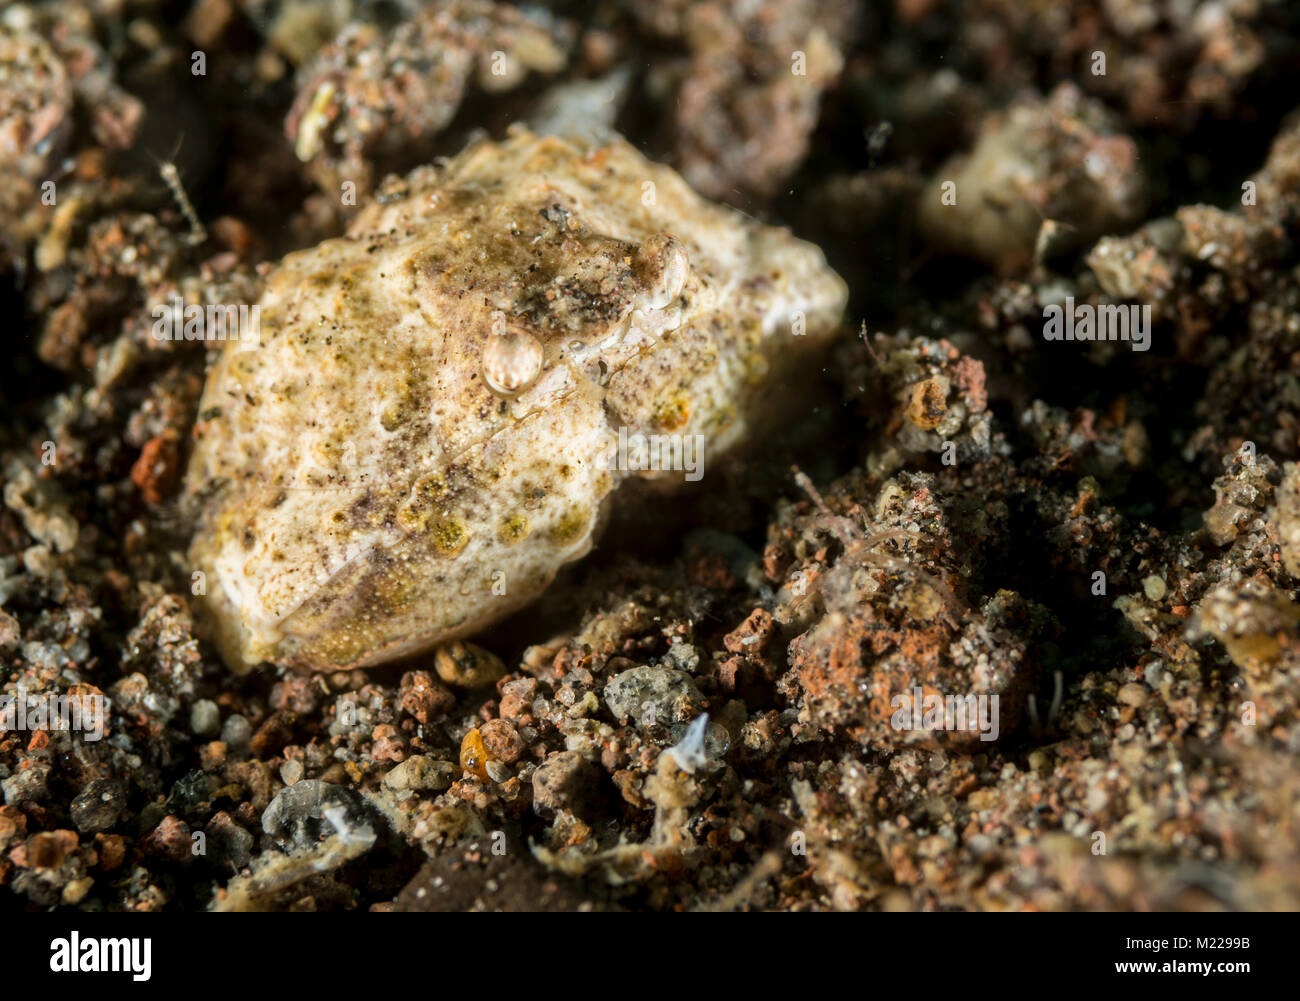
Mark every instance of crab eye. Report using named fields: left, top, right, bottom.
left=482, top=325, right=544, bottom=396
left=636, top=233, right=690, bottom=309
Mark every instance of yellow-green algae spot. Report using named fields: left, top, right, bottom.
left=414, top=473, right=449, bottom=501
left=379, top=374, right=427, bottom=432
left=653, top=392, right=692, bottom=431
left=430, top=518, right=469, bottom=557
left=549, top=505, right=589, bottom=545
left=499, top=513, right=530, bottom=544
left=380, top=403, right=406, bottom=432
left=373, top=566, right=420, bottom=612
left=310, top=626, right=373, bottom=670
left=706, top=404, right=738, bottom=436
left=396, top=474, right=452, bottom=532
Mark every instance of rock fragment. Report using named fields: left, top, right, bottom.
left=919, top=84, right=1146, bottom=273
left=603, top=665, right=704, bottom=726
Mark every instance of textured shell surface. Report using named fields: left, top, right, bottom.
left=185, top=127, right=847, bottom=672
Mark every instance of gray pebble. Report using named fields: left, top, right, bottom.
left=221, top=713, right=251, bottom=749
left=190, top=699, right=220, bottom=737
left=603, top=665, right=703, bottom=726
left=532, top=750, right=599, bottom=817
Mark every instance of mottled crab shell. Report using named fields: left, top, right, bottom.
left=185, top=127, right=847, bottom=672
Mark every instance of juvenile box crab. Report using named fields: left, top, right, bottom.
left=184, top=127, right=847, bottom=672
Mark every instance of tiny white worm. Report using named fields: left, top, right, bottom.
left=157, top=156, right=206, bottom=246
